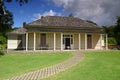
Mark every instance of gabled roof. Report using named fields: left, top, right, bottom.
left=9, top=28, right=27, bottom=34
left=28, top=16, right=100, bottom=28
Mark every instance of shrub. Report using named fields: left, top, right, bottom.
left=0, top=36, right=6, bottom=44
left=108, top=37, right=117, bottom=46
left=0, top=45, right=6, bottom=56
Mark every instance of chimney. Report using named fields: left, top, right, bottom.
left=41, top=16, right=44, bottom=19
left=23, top=22, right=26, bottom=28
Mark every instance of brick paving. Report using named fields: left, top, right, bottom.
left=9, top=51, right=84, bottom=80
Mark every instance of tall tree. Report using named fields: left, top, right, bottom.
left=0, top=11, right=13, bottom=31
left=0, top=1, right=13, bottom=35
left=0, top=0, right=29, bottom=33
left=0, top=0, right=29, bottom=19
left=5, top=0, right=29, bottom=6
left=0, top=0, right=29, bottom=50
left=103, top=26, right=115, bottom=37
left=114, top=16, right=120, bottom=45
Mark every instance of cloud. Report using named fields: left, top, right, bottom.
left=52, top=0, right=74, bottom=7
left=32, top=10, right=61, bottom=20
left=52, top=0, right=120, bottom=26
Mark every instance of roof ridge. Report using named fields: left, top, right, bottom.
left=43, top=16, right=84, bottom=20
left=27, top=16, right=100, bottom=28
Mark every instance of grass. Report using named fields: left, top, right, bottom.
left=0, top=52, right=73, bottom=80
left=44, top=51, right=120, bottom=80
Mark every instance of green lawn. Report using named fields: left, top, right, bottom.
left=44, top=51, right=120, bottom=80
left=0, top=52, right=73, bottom=80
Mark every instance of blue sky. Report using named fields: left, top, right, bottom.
left=5, top=0, right=64, bottom=27
left=5, top=0, right=120, bottom=27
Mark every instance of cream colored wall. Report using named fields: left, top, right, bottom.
left=56, top=33, right=61, bottom=50
left=22, top=35, right=26, bottom=49
left=28, top=33, right=34, bottom=49
left=81, top=34, right=85, bottom=49
left=27, top=32, right=59, bottom=50
left=8, top=34, right=18, bottom=49
left=92, top=34, right=101, bottom=49
left=46, top=33, right=54, bottom=50
left=36, top=33, right=40, bottom=49
left=25, top=32, right=103, bottom=50
left=74, top=34, right=79, bottom=49
left=35, top=32, right=61, bottom=50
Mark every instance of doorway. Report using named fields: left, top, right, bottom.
left=40, top=33, right=47, bottom=49
left=63, top=35, right=73, bottom=49
left=87, top=34, right=92, bottom=49
left=65, top=38, right=71, bottom=49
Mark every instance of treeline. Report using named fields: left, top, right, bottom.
left=103, top=17, right=120, bottom=49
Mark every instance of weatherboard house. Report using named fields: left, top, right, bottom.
left=7, top=16, right=108, bottom=51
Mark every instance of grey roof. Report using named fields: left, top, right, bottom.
left=28, top=16, right=100, bottom=28
left=9, top=16, right=103, bottom=34
left=9, top=28, right=27, bottom=34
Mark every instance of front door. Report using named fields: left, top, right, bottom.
left=87, top=35, right=92, bottom=49
left=65, top=38, right=70, bottom=49
left=40, top=33, right=46, bottom=49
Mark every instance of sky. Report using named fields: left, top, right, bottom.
left=5, top=0, right=120, bottom=27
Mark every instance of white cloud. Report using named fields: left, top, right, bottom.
left=52, top=0, right=120, bottom=26
left=44, top=10, right=56, bottom=16
left=32, top=10, right=61, bottom=21
left=52, top=0, right=74, bottom=7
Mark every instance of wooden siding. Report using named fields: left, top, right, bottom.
left=7, top=34, right=18, bottom=49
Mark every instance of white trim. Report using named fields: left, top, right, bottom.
left=54, top=32, right=56, bottom=50
left=85, top=33, right=87, bottom=50
left=61, top=33, right=63, bottom=50
left=33, top=32, right=36, bottom=51
left=79, top=33, right=81, bottom=50
left=26, top=32, right=28, bottom=51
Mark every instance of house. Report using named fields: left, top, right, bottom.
left=7, top=16, right=108, bottom=51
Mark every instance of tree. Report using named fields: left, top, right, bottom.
left=1, top=0, right=29, bottom=13
left=0, top=0, right=29, bottom=50
left=0, top=10, right=13, bottom=34
left=5, top=0, right=29, bottom=6
left=114, top=16, right=120, bottom=45
left=103, top=17, right=120, bottom=46
left=103, top=25, right=115, bottom=37
left=0, top=0, right=29, bottom=33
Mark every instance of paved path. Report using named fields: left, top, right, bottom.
left=9, top=51, right=84, bottom=80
